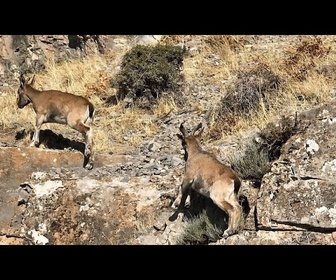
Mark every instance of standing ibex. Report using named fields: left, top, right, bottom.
left=16, top=74, right=95, bottom=170
left=171, top=122, right=243, bottom=238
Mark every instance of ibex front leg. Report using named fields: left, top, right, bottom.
left=84, top=126, right=94, bottom=170
left=169, top=179, right=191, bottom=221
left=30, top=114, right=44, bottom=147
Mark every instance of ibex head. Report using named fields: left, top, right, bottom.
left=177, top=122, right=204, bottom=160
left=17, top=74, right=35, bottom=109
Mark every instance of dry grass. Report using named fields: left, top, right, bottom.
left=200, top=35, right=336, bottom=141
left=181, top=35, right=242, bottom=88
left=1, top=48, right=160, bottom=154
left=2, top=35, right=336, bottom=154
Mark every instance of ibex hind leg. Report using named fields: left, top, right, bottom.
left=221, top=203, right=242, bottom=239
left=224, top=184, right=243, bottom=238
left=211, top=182, right=242, bottom=239
left=84, top=127, right=93, bottom=158
left=72, top=121, right=94, bottom=170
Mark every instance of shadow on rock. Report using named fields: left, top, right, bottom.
left=15, top=129, right=85, bottom=154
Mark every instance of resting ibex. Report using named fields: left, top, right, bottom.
left=16, top=74, right=95, bottom=170
left=171, top=122, right=243, bottom=238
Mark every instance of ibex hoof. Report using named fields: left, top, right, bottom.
left=171, top=200, right=180, bottom=209
left=222, top=229, right=238, bottom=239
left=222, top=231, right=229, bottom=239
left=30, top=142, right=39, bottom=147
left=85, top=162, right=94, bottom=170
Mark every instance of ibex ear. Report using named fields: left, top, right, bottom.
left=29, top=75, right=36, bottom=86
left=19, top=74, right=25, bottom=87
left=176, top=133, right=184, bottom=141
left=179, top=122, right=188, bottom=137
left=192, top=122, right=203, bottom=136
left=194, top=127, right=204, bottom=138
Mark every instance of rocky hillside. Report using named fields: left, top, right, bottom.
left=0, top=35, right=336, bottom=245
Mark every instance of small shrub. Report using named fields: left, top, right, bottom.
left=283, top=36, right=331, bottom=81
left=227, top=64, right=282, bottom=114
left=209, top=63, right=283, bottom=137
left=229, top=115, right=297, bottom=187
left=230, top=142, right=271, bottom=186
left=174, top=211, right=224, bottom=245
left=110, top=44, right=187, bottom=110
left=258, top=114, right=297, bottom=161
left=172, top=189, right=230, bottom=245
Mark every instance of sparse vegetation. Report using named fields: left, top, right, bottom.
left=282, top=36, right=331, bottom=82
left=2, top=35, right=336, bottom=244
left=2, top=35, right=336, bottom=155
left=229, top=141, right=271, bottom=186
left=173, top=189, right=246, bottom=245
left=174, top=211, right=224, bottom=245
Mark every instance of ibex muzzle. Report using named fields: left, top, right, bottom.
left=17, top=74, right=95, bottom=170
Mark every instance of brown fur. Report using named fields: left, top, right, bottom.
left=17, top=74, right=95, bottom=170
left=171, top=122, right=243, bottom=238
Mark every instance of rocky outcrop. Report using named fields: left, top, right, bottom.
left=0, top=35, right=164, bottom=87
left=214, top=103, right=336, bottom=245
left=257, top=104, right=336, bottom=232
left=0, top=35, right=123, bottom=86
left=1, top=101, right=336, bottom=245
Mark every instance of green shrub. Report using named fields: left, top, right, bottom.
left=172, top=190, right=229, bottom=245
left=110, top=44, right=187, bottom=110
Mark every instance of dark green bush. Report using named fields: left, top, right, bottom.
left=109, top=44, right=187, bottom=110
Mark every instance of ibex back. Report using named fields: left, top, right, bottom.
left=17, top=74, right=95, bottom=169
left=171, top=122, right=243, bottom=238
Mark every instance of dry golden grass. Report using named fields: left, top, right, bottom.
left=152, top=96, right=177, bottom=118
left=181, top=35, right=241, bottom=87
left=200, top=35, right=336, bottom=141
left=0, top=48, right=160, bottom=154
left=2, top=35, right=336, bottom=154
left=0, top=92, right=27, bottom=129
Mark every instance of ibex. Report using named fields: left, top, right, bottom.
left=171, top=122, right=243, bottom=238
left=16, top=74, right=95, bottom=170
